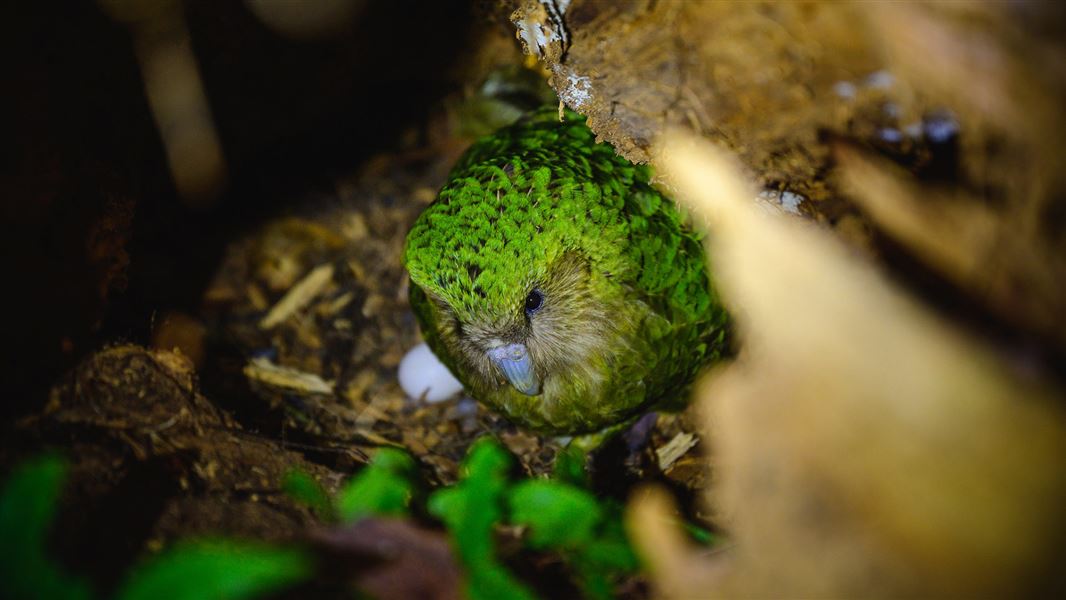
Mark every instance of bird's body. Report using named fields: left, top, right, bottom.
left=403, top=107, right=729, bottom=436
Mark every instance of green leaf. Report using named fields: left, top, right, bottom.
left=579, top=536, right=639, bottom=572
left=551, top=445, right=588, bottom=488
left=115, top=540, right=310, bottom=600
left=282, top=470, right=333, bottom=521
left=365, top=447, right=416, bottom=474
left=510, top=476, right=640, bottom=600
left=336, top=448, right=415, bottom=522
left=429, top=438, right=535, bottom=600
left=429, top=439, right=511, bottom=564
left=508, top=480, right=602, bottom=549
left=572, top=561, right=612, bottom=600
left=572, top=507, right=640, bottom=599
left=0, top=454, right=93, bottom=600
left=683, top=521, right=719, bottom=546
left=467, top=565, right=537, bottom=600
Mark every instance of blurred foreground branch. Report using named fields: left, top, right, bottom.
left=629, top=131, right=1066, bottom=598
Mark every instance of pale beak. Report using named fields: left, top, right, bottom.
left=486, top=343, right=541, bottom=396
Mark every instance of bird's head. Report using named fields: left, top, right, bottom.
left=407, top=245, right=616, bottom=397
left=403, top=164, right=629, bottom=398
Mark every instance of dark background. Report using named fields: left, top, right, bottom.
left=1, top=0, right=480, bottom=419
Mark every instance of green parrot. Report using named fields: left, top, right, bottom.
left=403, top=107, right=730, bottom=439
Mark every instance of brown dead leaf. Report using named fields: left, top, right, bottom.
left=311, top=518, right=462, bottom=600
left=630, top=130, right=1066, bottom=598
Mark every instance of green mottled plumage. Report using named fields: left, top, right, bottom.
left=404, top=107, right=729, bottom=435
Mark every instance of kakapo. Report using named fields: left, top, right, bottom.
left=403, top=107, right=730, bottom=436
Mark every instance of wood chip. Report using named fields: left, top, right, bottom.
left=258, top=262, right=335, bottom=329
left=243, top=356, right=335, bottom=395
left=656, top=432, right=698, bottom=471
left=322, top=291, right=354, bottom=316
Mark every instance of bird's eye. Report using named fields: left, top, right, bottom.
left=524, top=289, right=544, bottom=315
